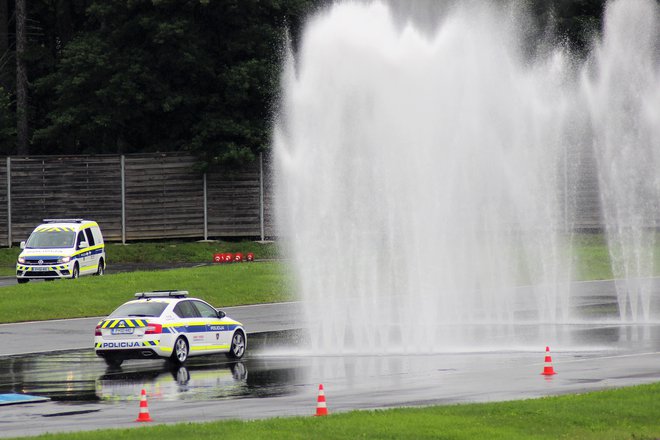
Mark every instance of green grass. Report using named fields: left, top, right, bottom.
left=0, top=240, right=280, bottom=276
left=0, top=234, right=646, bottom=280
left=0, top=262, right=292, bottom=323
left=571, top=233, right=614, bottom=281
left=11, top=382, right=660, bottom=440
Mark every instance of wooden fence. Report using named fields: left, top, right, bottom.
left=0, top=152, right=274, bottom=246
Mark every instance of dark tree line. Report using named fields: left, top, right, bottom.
left=0, top=0, right=609, bottom=165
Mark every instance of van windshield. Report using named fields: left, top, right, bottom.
left=26, top=230, right=76, bottom=249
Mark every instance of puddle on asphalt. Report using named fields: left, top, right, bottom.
left=1, top=324, right=659, bottom=404
left=0, top=349, right=307, bottom=404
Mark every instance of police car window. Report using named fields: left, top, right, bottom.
left=84, top=228, right=95, bottom=246
left=109, top=302, right=168, bottom=318
left=192, top=301, right=218, bottom=318
left=173, top=301, right=200, bottom=318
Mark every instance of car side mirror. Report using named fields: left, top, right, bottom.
left=79, top=241, right=89, bottom=249
left=217, top=310, right=226, bottom=319
left=20, top=241, right=26, bottom=249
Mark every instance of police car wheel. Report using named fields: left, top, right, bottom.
left=104, top=357, right=123, bottom=368
left=17, top=278, right=29, bottom=284
left=95, top=260, right=105, bottom=276
left=171, top=337, right=189, bottom=365
left=71, top=264, right=79, bottom=279
left=227, top=331, right=246, bottom=359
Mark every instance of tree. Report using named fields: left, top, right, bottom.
left=0, top=0, right=8, bottom=62
left=15, top=0, right=27, bottom=155
left=32, top=0, right=321, bottom=164
left=0, top=86, right=14, bottom=153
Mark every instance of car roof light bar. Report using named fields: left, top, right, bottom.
left=134, top=290, right=189, bottom=299
left=42, top=218, right=85, bottom=223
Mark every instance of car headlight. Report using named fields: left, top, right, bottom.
left=58, top=256, right=71, bottom=263
left=17, top=257, right=25, bottom=264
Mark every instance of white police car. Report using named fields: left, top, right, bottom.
left=94, top=291, right=246, bottom=367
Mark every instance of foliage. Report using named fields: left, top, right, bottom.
left=29, top=0, right=320, bottom=165
left=526, top=0, right=606, bottom=53
left=0, top=0, right=613, bottom=163
left=0, top=86, right=14, bottom=153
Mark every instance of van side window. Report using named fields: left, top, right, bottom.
left=91, top=227, right=104, bottom=245
left=76, top=232, right=86, bottom=249
left=84, top=228, right=95, bottom=246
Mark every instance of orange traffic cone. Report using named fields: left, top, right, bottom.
left=541, top=346, right=556, bottom=376
left=314, top=384, right=328, bottom=416
left=135, top=389, right=153, bottom=422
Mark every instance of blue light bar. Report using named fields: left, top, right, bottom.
left=134, top=290, right=189, bottom=298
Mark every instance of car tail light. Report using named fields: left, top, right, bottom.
left=95, top=324, right=102, bottom=336
left=145, top=323, right=162, bottom=334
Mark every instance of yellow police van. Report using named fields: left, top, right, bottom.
left=16, top=219, right=106, bottom=284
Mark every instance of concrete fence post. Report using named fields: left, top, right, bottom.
left=121, top=155, right=126, bottom=244
left=6, top=157, right=11, bottom=247
left=203, top=173, right=208, bottom=241
left=259, top=152, right=265, bottom=242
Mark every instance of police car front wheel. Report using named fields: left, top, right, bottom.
left=171, top=337, right=189, bottom=365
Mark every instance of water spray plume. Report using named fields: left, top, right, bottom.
left=275, top=0, right=660, bottom=354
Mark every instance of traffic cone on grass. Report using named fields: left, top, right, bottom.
left=314, top=384, right=328, bottom=416
left=135, top=389, right=153, bottom=422
left=541, top=346, right=556, bottom=376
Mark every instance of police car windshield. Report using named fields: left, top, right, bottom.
left=109, top=302, right=168, bottom=318
left=26, top=230, right=76, bottom=249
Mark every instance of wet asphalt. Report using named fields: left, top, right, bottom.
left=0, top=276, right=659, bottom=437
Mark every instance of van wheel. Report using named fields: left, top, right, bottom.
left=71, top=264, right=79, bottom=279
left=17, top=278, right=29, bottom=284
left=95, top=260, right=105, bottom=276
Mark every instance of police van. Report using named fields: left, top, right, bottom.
left=16, top=219, right=106, bottom=284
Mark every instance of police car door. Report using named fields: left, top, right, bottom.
left=75, top=231, right=90, bottom=274
left=172, top=300, right=204, bottom=350
left=191, top=300, right=226, bottom=352
left=83, top=228, right=99, bottom=273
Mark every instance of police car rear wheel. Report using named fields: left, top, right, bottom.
left=95, top=260, right=105, bottom=276
left=104, top=357, right=123, bottom=368
left=171, top=337, right=189, bottom=365
left=227, top=331, right=246, bottom=359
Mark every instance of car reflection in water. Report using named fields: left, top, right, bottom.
left=0, top=350, right=306, bottom=404
left=96, top=355, right=306, bottom=402
left=96, top=360, right=249, bottom=402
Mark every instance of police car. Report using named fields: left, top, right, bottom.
left=94, top=291, right=246, bottom=367
left=16, top=219, right=105, bottom=283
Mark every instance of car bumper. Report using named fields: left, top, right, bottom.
left=94, top=336, right=172, bottom=359
left=16, top=263, right=73, bottom=279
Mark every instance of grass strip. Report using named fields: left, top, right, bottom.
left=0, top=262, right=292, bottom=323
left=10, top=382, right=660, bottom=440
left=0, top=240, right=280, bottom=276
